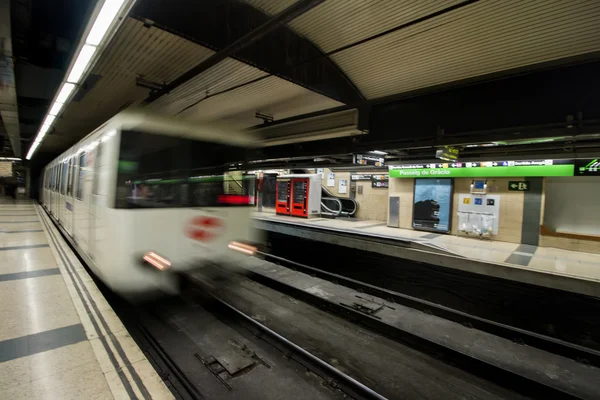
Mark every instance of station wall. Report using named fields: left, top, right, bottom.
left=540, top=177, right=600, bottom=254
left=451, top=178, right=526, bottom=244
left=387, top=175, right=600, bottom=253
left=0, top=161, right=12, bottom=177
left=543, top=177, right=600, bottom=236
left=389, top=177, right=526, bottom=243
left=354, top=181, right=388, bottom=221
left=313, top=169, right=389, bottom=221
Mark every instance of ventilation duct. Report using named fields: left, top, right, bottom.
left=252, top=109, right=365, bottom=147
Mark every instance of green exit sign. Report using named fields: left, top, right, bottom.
left=509, top=181, right=530, bottom=191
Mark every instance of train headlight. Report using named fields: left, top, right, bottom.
left=142, top=251, right=172, bottom=271
left=228, top=241, right=256, bottom=256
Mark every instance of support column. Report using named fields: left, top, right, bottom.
left=521, top=177, right=544, bottom=246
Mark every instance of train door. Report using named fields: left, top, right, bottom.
left=73, top=150, right=90, bottom=253
left=89, top=138, right=110, bottom=261
left=51, top=164, right=58, bottom=216
left=64, top=157, right=75, bottom=235
left=58, top=160, right=68, bottom=223
left=89, top=142, right=101, bottom=259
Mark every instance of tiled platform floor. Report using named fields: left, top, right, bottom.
left=0, top=199, right=173, bottom=399
left=255, top=211, right=600, bottom=285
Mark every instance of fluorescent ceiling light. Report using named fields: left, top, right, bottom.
left=26, top=143, right=39, bottom=160
left=43, top=115, right=56, bottom=127
left=39, top=124, right=51, bottom=135
left=370, top=150, right=388, bottom=155
left=56, top=83, right=77, bottom=104
left=67, top=44, right=97, bottom=83
left=86, top=0, right=126, bottom=46
left=0, top=157, right=21, bottom=161
left=48, top=102, right=65, bottom=116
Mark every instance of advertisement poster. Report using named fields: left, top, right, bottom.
left=412, top=178, right=453, bottom=232
left=338, top=179, right=347, bottom=194
left=327, top=172, right=335, bottom=187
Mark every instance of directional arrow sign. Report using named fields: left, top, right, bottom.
left=508, top=181, right=530, bottom=191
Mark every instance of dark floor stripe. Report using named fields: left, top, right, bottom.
left=421, top=233, right=442, bottom=239
left=356, top=222, right=387, bottom=229
left=0, top=229, right=44, bottom=234
left=505, top=253, right=533, bottom=266
left=38, top=206, right=146, bottom=399
left=0, top=244, right=49, bottom=251
left=514, top=244, right=538, bottom=255
left=0, top=268, right=60, bottom=282
left=0, top=324, right=86, bottom=363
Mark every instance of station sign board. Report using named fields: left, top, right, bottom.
left=354, top=154, right=385, bottom=167
left=435, top=146, right=459, bottom=162
left=389, top=159, right=574, bottom=178
left=371, top=174, right=389, bottom=188
left=351, top=174, right=373, bottom=181
left=508, top=181, right=530, bottom=191
left=575, top=158, right=600, bottom=176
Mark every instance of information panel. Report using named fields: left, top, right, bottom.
left=412, top=178, right=453, bottom=233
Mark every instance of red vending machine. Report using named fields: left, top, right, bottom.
left=275, top=177, right=291, bottom=215
left=290, top=177, right=310, bottom=217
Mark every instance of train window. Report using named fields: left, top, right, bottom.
left=57, top=164, right=62, bottom=193
left=67, top=158, right=74, bottom=196
left=76, top=153, right=85, bottom=200
left=52, top=166, right=56, bottom=191
left=114, top=130, right=254, bottom=209
left=60, top=162, right=68, bottom=194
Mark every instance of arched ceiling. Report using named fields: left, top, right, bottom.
left=10, top=0, right=600, bottom=158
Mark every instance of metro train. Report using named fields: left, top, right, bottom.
left=41, top=110, right=259, bottom=298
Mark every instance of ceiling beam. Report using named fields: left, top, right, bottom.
left=0, top=0, right=21, bottom=157
left=132, top=0, right=364, bottom=106
left=144, top=0, right=325, bottom=104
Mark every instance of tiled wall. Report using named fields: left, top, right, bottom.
left=543, top=177, right=600, bottom=235
left=0, top=161, right=12, bottom=177
left=355, top=182, right=388, bottom=221
left=387, top=177, right=526, bottom=242
left=451, top=178, right=525, bottom=243
left=539, top=177, right=600, bottom=254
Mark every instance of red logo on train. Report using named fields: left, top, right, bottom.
left=186, top=216, right=223, bottom=241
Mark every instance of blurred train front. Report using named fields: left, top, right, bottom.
left=41, top=112, right=260, bottom=300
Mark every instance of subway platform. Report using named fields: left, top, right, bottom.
left=0, top=199, right=172, bottom=399
left=254, top=211, right=600, bottom=298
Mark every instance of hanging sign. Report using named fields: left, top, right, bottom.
left=575, top=158, right=600, bottom=176
left=371, top=174, right=389, bottom=188
left=351, top=174, right=373, bottom=181
left=354, top=154, right=385, bottom=167
left=435, top=146, right=459, bottom=162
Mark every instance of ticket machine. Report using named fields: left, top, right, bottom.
left=277, top=174, right=321, bottom=218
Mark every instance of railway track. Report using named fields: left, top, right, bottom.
left=112, top=280, right=387, bottom=400
left=254, top=250, right=600, bottom=368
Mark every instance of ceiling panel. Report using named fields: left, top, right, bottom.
left=150, top=58, right=269, bottom=116
left=289, top=0, right=461, bottom=53
left=50, top=17, right=214, bottom=148
left=178, top=75, right=343, bottom=129
left=243, top=0, right=298, bottom=15
left=330, top=0, right=600, bottom=99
